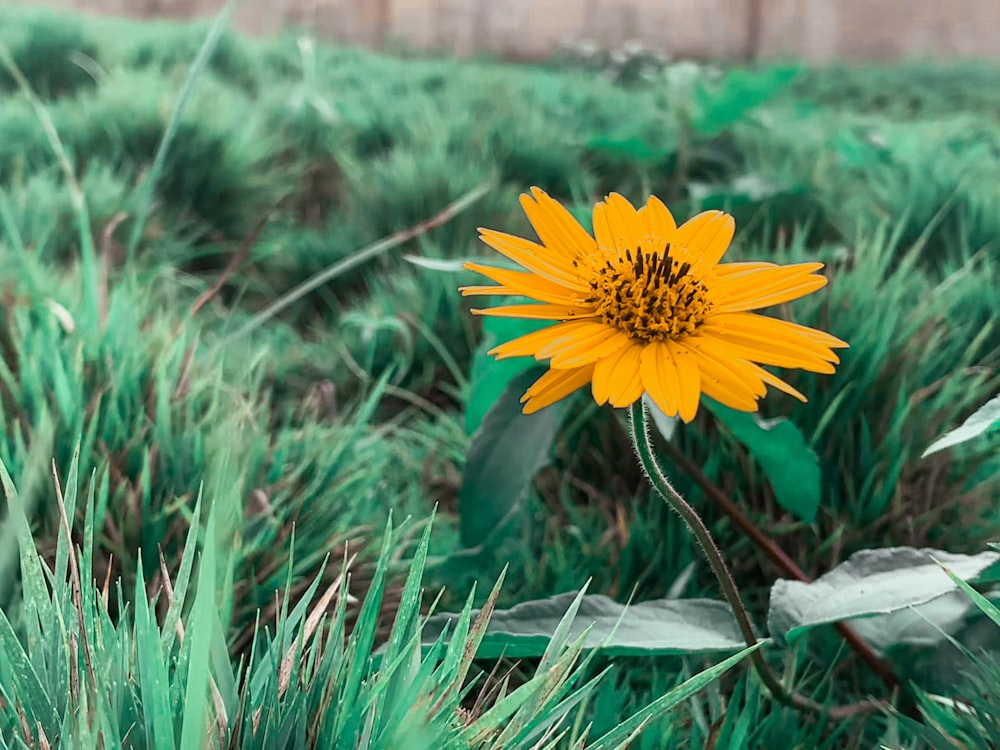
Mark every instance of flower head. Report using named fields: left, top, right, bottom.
left=462, top=188, right=848, bottom=422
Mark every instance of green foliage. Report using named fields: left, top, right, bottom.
left=0, top=6, right=999, bottom=746
left=923, top=393, right=1000, bottom=457
left=465, top=314, right=547, bottom=435
left=459, top=367, right=567, bottom=548
left=425, top=592, right=747, bottom=658
left=3, top=452, right=689, bottom=749
left=767, top=547, right=999, bottom=644
left=0, top=10, right=99, bottom=99
left=703, top=401, right=821, bottom=522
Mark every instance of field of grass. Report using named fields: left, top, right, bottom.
left=0, top=5, right=999, bottom=748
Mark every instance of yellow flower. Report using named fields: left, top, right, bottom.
left=461, top=188, right=848, bottom=422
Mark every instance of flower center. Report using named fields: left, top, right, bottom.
left=581, top=244, right=711, bottom=341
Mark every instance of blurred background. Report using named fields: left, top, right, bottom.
left=6, top=0, right=1000, bottom=62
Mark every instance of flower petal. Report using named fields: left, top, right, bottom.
left=607, top=343, right=645, bottom=407
left=715, top=261, right=778, bottom=277
left=666, top=340, right=702, bottom=422
left=716, top=261, right=822, bottom=286
left=460, top=285, right=520, bottom=297
left=593, top=193, right=642, bottom=257
left=522, top=364, right=596, bottom=414
left=675, top=210, right=735, bottom=268
left=490, top=320, right=596, bottom=360
left=462, top=262, right=580, bottom=304
left=699, top=326, right=838, bottom=373
left=607, top=193, right=644, bottom=250
left=717, top=268, right=829, bottom=313
left=478, top=229, right=587, bottom=290
left=521, top=187, right=597, bottom=261
left=592, top=342, right=639, bottom=406
left=638, top=195, right=677, bottom=246
left=746, top=363, right=807, bottom=402
left=686, top=335, right=767, bottom=396
left=544, top=326, right=632, bottom=369
left=687, top=343, right=762, bottom=412
left=473, top=304, right=597, bottom=320
left=640, top=341, right=679, bottom=417
left=705, top=313, right=846, bottom=360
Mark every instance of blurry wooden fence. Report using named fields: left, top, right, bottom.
left=10, top=0, right=1000, bottom=61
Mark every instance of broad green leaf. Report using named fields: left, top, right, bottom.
left=465, top=314, right=548, bottom=435
left=705, top=400, right=821, bottom=522
left=923, top=393, right=1000, bottom=457
left=423, top=592, right=746, bottom=658
left=767, top=547, right=999, bottom=644
left=848, top=591, right=976, bottom=652
left=460, top=367, right=567, bottom=548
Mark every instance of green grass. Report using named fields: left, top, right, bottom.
left=0, top=5, right=999, bottom=747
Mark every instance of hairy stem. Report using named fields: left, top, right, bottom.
left=626, top=401, right=879, bottom=718
left=661, top=440, right=901, bottom=691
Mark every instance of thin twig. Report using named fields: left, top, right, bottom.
left=661, top=440, right=901, bottom=691
left=278, top=550, right=357, bottom=698
left=188, top=202, right=278, bottom=318
left=627, top=402, right=880, bottom=719
left=97, top=212, right=127, bottom=328
left=220, top=181, right=492, bottom=347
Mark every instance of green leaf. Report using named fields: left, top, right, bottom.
left=423, top=593, right=746, bottom=658
left=923, top=393, right=1000, bottom=457
left=767, top=547, right=999, bottom=645
left=465, top=315, right=548, bottom=435
left=705, top=401, right=821, bottom=522
left=692, top=66, right=799, bottom=136
left=460, top=367, right=567, bottom=549
left=178, top=511, right=218, bottom=750
left=643, top=393, right=678, bottom=443
left=847, top=591, right=978, bottom=652
left=0, top=609, right=59, bottom=737
left=126, top=0, right=236, bottom=262
left=134, top=560, right=177, bottom=749
left=587, top=128, right=671, bottom=165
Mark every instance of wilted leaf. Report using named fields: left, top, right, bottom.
left=424, top=592, right=747, bottom=658
left=923, top=393, right=1000, bottom=457
left=706, top=401, right=821, bottom=522
left=767, top=547, right=999, bottom=644
left=459, top=367, right=566, bottom=548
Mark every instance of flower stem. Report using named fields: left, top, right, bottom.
left=626, top=401, right=878, bottom=718
left=660, top=439, right=901, bottom=691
